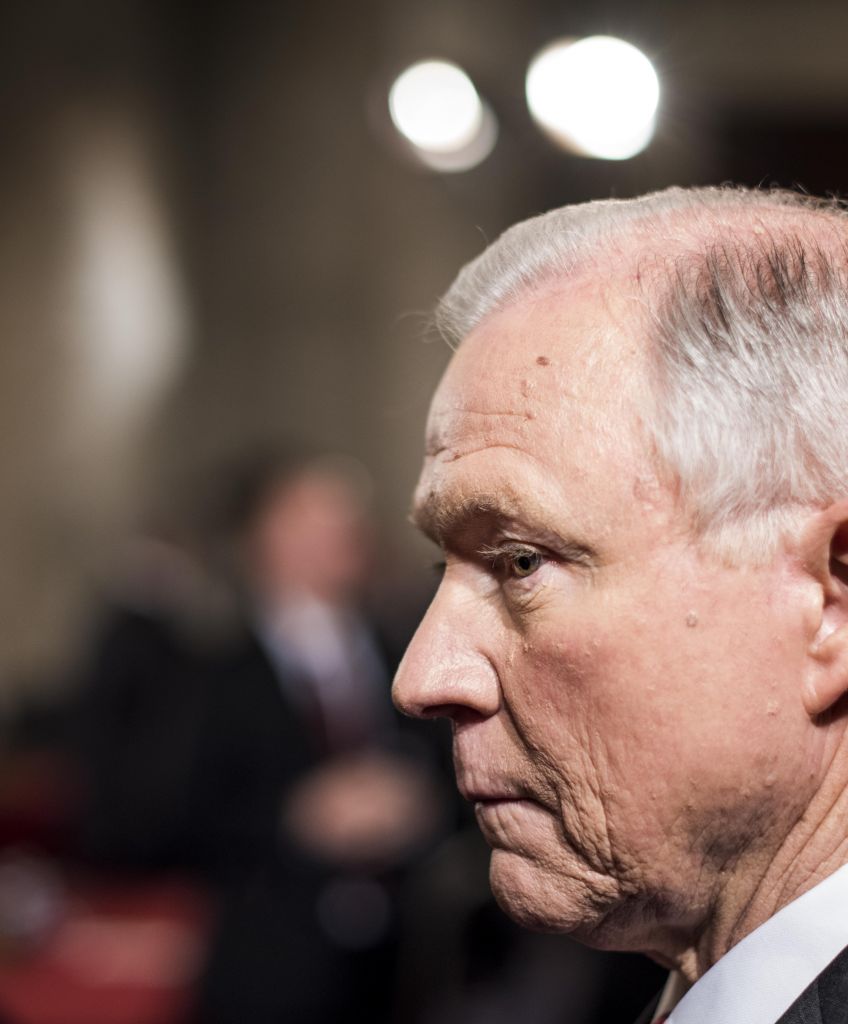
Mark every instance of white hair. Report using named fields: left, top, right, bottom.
left=437, top=186, right=848, bottom=560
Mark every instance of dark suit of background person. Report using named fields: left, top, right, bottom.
left=190, top=624, right=417, bottom=1024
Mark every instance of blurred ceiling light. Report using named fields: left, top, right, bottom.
left=388, top=59, right=496, bottom=172
left=389, top=60, right=482, bottom=152
left=525, top=35, right=660, bottom=160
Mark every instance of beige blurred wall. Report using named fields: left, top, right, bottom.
left=0, top=4, right=188, bottom=693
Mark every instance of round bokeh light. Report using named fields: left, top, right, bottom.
left=526, top=36, right=660, bottom=160
left=388, top=60, right=484, bottom=155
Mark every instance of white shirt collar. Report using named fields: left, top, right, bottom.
left=665, top=861, right=848, bottom=1024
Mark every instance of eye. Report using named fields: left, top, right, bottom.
left=508, top=547, right=543, bottom=578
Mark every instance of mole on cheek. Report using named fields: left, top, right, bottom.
left=536, top=355, right=550, bottom=366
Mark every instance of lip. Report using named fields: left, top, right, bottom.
left=455, top=752, right=535, bottom=805
left=457, top=780, right=528, bottom=804
left=472, top=796, right=528, bottom=810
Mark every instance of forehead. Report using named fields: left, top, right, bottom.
left=416, top=276, right=670, bottom=544
left=432, top=275, right=648, bottom=430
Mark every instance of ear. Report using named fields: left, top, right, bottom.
left=798, top=499, right=848, bottom=716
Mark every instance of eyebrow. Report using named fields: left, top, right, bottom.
left=410, top=491, right=522, bottom=545
left=410, top=487, right=599, bottom=565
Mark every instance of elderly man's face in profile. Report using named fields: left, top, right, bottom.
left=393, top=276, right=825, bottom=954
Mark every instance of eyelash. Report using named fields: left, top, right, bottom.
left=479, top=542, right=546, bottom=582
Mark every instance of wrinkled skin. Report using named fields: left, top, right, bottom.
left=393, top=276, right=836, bottom=976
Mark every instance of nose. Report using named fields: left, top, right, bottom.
left=392, top=579, right=501, bottom=721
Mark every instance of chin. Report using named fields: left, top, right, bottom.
left=489, top=849, right=609, bottom=935
left=488, top=848, right=652, bottom=952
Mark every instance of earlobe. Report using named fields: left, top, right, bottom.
left=804, top=627, right=848, bottom=716
left=799, top=500, right=848, bottom=717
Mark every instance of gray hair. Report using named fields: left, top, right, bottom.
left=437, top=186, right=848, bottom=559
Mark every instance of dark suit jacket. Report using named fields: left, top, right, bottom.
left=778, top=945, right=848, bottom=1024
left=636, top=945, right=848, bottom=1024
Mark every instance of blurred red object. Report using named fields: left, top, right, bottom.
left=0, top=869, right=213, bottom=1024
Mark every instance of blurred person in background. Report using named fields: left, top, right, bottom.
left=187, top=450, right=444, bottom=1024
left=67, top=450, right=445, bottom=1024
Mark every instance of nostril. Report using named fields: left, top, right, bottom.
left=419, top=703, right=488, bottom=726
left=418, top=702, right=453, bottom=720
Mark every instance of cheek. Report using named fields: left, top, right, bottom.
left=520, top=561, right=803, bottom=720
left=505, top=567, right=813, bottom=829
left=503, top=591, right=653, bottom=763
left=501, top=623, right=620, bottom=814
